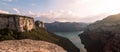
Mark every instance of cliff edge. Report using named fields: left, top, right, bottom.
left=79, top=13, right=120, bottom=52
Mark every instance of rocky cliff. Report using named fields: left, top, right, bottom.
left=0, top=39, right=66, bottom=52
left=0, top=14, right=79, bottom=52
left=79, top=13, right=120, bottom=52
left=0, top=13, right=35, bottom=32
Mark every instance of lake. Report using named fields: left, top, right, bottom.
left=54, top=31, right=87, bottom=52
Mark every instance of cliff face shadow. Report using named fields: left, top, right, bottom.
left=79, top=13, right=120, bottom=52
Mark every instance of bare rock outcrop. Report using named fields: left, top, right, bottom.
left=35, top=20, right=45, bottom=28
left=0, top=39, right=66, bottom=52
left=79, top=13, right=120, bottom=52
left=0, top=13, right=35, bottom=32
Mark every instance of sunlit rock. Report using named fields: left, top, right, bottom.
left=0, top=13, right=35, bottom=32
left=0, top=39, right=66, bottom=52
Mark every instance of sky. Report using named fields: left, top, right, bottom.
left=0, top=0, right=120, bottom=23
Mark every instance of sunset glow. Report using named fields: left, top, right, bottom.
left=0, top=0, right=120, bottom=22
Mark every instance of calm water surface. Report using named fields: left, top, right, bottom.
left=54, top=31, right=87, bottom=52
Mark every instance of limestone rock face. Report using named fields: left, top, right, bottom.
left=0, top=13, right=35, bottom=32
left=18, top=17, right=35, bottom=32
left=0, top=39, right=66, bottom=52
left=35, top=20, right=45, bottom=28
left=79, top=13, right=120, bottom=52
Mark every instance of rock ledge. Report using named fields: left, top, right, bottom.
left=0, top=39, right=66, bottom=52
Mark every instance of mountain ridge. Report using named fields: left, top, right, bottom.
left=45, top=21, right=89, bottom=32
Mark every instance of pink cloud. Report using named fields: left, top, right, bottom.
left=13, top=8, right=20, bottom=14
left=0, top=10, right=9, bottom=14
left=27, top=10, right=109, bottom=23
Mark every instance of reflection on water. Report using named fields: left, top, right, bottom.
left=54, top=31, right=87, bottom=52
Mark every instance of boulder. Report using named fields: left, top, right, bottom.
left=0, top=39, right=66, bottom=52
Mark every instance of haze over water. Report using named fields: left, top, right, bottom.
left=54, top=31, right=87, bottom=52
